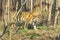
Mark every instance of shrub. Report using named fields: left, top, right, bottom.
left=19, top=29, right=28, bottom=34
left=37, top=25, right=47, bottom=30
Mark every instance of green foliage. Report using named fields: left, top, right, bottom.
left=0, top=28, right=3, bottom=32
left=50, top=27, right=56, bottom=32
left=16, top=21, right=24, bottom=29
left=30, top=33, right=40, bottom=39
left=41, top=10, right=49, bottom=14
left=16, top=22, right=22, bottom=26
left=28, top=24, right=34, bottom=29
left=8, top=20, right=15, bottom=26
left=19, top=29, right=28, bottom=34
left=37, top=25, right=47, bottom=30
left=8, top=22, right=13, bottom=26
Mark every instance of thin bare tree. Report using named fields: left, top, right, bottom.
left=48, top=0, right=53, bottom=27
left=54, top=10, right=59, bottom=28
left=31, top=0, right=33, bottom=13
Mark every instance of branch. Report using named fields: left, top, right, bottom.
left=13, top=0, right=28, bottom=18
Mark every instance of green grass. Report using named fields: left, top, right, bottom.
left=18, top=29, right=28, bottom=34
left=50, top=27, right=56, bottom=32
left=30, top=33, right=40, bottom=39
left=0, top=29, right=3, bottom=32
left=41, top=10, right=49, bottom=14
left=37, top=25, right=47, bottom=30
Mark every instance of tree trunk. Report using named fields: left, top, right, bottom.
left=54, top=11, right=59, bottom=28
left=48, top=0, right=53, bottom=26
left=0, top=0, right=2, bottom=17
left=31, top=0, right=33, bottom=13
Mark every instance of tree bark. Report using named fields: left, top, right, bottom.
left=54, top=11, right=59, bottom=28
left=31, top=0, right=33, bottom=13
left=48, top=0, right=53, bottom=26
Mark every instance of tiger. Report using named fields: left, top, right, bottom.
left=17, top=11, right=42, bottom=30
left=16, top=2, right=42, bottom=30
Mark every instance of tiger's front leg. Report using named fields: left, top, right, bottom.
left=24, top=22, right=27, bottom=30
left=32, top=22, right=37, bottom=30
